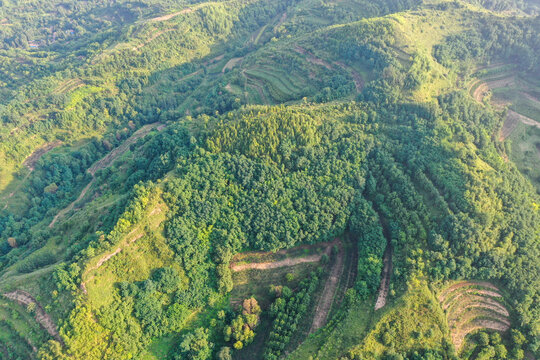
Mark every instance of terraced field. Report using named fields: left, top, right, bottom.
left=244, top=66, right=306, bottom=103
left=438, top=281, right=510, bottom=352
left=468, top=65, right=540, bottom=191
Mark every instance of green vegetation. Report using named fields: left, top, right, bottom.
left=263, top=271, right=321, bottom=359
left=0, top=0, right=539, bottom=359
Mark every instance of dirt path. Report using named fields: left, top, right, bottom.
left=88, top=123, right=162, bottom=176
left=2, top=140, right=62, bottom=209
left=508, top=109, right=540, bottom=129
left=374, top=245, right=392, bottom=310
left=148, top=8, right=192, bottom=22
left=500, top=109, right=540, bottom=141
left=49, top=123, right=164, bottom=228
left=81, top=203, right=165, bottom=294
left=439, top=281, right=510, bottom=351
left=471, top=76, right=515, bottom=103
left=294, top=46, right=333, bottom=70
left=133, top=29, right=174, bottom=50
left=222, top=57, right=243, bottom=73
left=3, top=290, right=62, bottom=344
left=438, top=281, right=500, bottom=303
left=230, top=243, right=333, bottom=272
left=23, top=140, right=63, bottom=170
left=454, top=319, right=510, bottom=350
left=521, top=91, right=540, bottom=105
left=309, top=240, right=345, bottom=332
left=49, top=179, right=94, bottom=228
left=273, top=12, right=287, bottom=32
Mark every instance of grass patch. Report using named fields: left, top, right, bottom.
left=139, top=334, right=177, bottom=360
left=507, top=121, right=540, bottom=192
left=84, top=197, right=172, bottom=309
left=287, top=296, right=374, bottom=360
left=346, top=283, right=450, bottom=359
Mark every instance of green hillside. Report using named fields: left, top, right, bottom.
left=0, top=0, right=539, bottom=359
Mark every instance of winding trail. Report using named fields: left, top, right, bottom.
left=1, top=141, right=62, bottom=210
left=3, top=290, right=62, bottom=344
left=294, top=46, right=333, bottom=70
left=23, top=140, right=63, bottom=171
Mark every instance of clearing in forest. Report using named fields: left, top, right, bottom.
left=231, top=239, right=347, bottom=334
left=438, top=281, right=510, bottom=351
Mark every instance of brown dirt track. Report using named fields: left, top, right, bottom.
left=309, top=241, right=345, bottom=332
left=3, top=290, right=62, bottom=344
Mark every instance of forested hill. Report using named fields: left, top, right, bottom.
left=0, top=0, right=539, bottom=359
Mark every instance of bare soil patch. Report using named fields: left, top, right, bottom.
left=472, top=82, right=489, bottom=103
left=231, top=240, right=337, bottom=272
left=294, top=46, right=333, bottom=70
left=149, top=8, right=192, bottom=22
left=453, top=319, right=510, bottom=350
left=3, top=290, right=62, bottom=344
left=438, top=281, right=499, bottom=303
left=273, top=12, right=287, bottom=32
left=23, top=140, right=62, bottom=170
left=374, top=245, right=392, bottom=310
left=222, top=57, right=243, bottom=73
left=309, top=240, right=345, bottom=332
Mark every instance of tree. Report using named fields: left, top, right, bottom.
left=217, top=347, right=232, bottom=360
left=177, top=328, right=213, bottom=360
